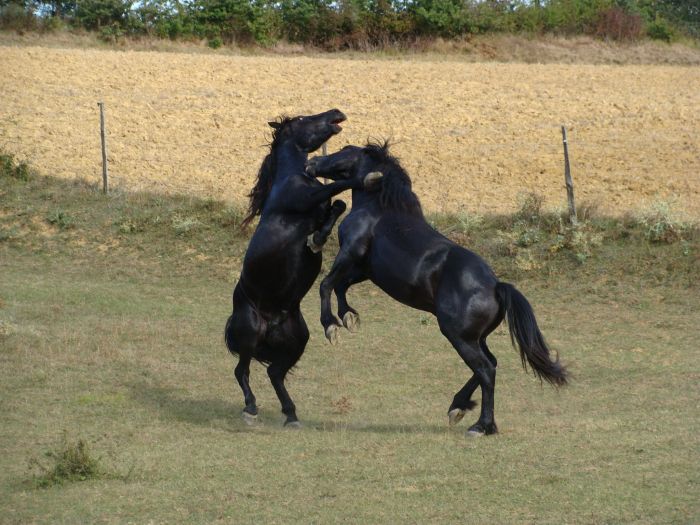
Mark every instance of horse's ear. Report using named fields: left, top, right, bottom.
left=363, top=171, right=384, bottom=189
left=268, top=121, right=282, bottom=130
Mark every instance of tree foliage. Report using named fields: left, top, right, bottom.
left=1, top=0, right=697, bottom=44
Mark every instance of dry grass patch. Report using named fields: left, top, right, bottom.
left=1, top=39, right=699, bottom=220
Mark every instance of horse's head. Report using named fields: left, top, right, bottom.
left=306, top=145, right=363, bottom=179
left=269, top=109, right=346, bottom=153
left=307, top=141, right=421, bottom=214
left=307, top=142, right=390, bottom=183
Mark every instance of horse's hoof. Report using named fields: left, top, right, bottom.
left=307, top=234, right=323, bottom=254
left=325, top=325, right=339, bottom=345
left=342, top=312, right=360, bottom=333
left=448, top=408, right=466, bottom=427
left=305, top=156, right=320, bottom=176
left=242, top=411, right=258, bottom=426
left=284, top=420, right=302, bottom=429
left=363, top=171, right=383, bottom=188
left=467, top=422, right=497, bottom=436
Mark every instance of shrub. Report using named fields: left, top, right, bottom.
left=646, top=16, right=674, bottom=42
left=638, top=200, right=689, bottom=243
left=99, top=21, right=126, bottom=42
left=514, top=191, right=544, bottom=224
left=595, top=6, right=643, bottom=40
left=549, top=220, right=603, bottom=263
left=29, top=437, right=103, bottom=488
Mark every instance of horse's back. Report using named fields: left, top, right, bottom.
left=367, top=211, right=499, bottom=318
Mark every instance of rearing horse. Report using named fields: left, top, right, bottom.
left=225, top=110, right=377, bottom=427
left=307, top=142, right=568, bottom=435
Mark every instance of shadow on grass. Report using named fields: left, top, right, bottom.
left=129, top=381, right=455, bottom=435
left=303, top=418, right=455, bottom=436
left=127, top=381, right=253, bottom=433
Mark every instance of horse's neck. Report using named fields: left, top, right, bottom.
left=272, top=141, right=307, bottom=181
left=352, top=188, right=378, bottom=208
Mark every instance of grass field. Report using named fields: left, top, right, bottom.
left=1, top=163, right=698, bottom=523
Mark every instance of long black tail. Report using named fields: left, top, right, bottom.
left=495, top=282, right=568, bottom=386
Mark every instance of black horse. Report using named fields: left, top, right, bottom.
left=306, top=142, right=568, bottom=435
left=225, top=110, right=379, bottom=427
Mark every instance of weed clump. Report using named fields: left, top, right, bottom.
left=0, top=152, right=31, bottom=181
left=638, top=201, right=690, bottom=244
left=46, top=209, right=75, bottom=230
left=29, top=437, right=103, bottom=488
left=172, top=215, right=201, bottom=235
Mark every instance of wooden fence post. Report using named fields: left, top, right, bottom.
left=561, top=125, right=577, bottom=225
left=98, top=102, right=109, bottom=194
left=321, top=142, right=328, bottom=184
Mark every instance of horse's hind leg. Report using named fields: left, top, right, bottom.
left=307, top=200, right=347, bottom=253
left=448, top=336, right=497, bottom=435
left=267, top=309, right=308, bottom=427
left=234, top=355, right=258, bottom=423
left=448, top=376, right=479, bottom=426
left=438, top=294, right=498, bottom=435
left=448, top=338, right=498, bottom=426
left=226, top=290, right=263, bottom=423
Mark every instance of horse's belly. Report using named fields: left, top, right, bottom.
left=242, top=246, right=322, bottom=307
left=367, top=238, right=447, bottom=313
left=368, top=259, right=436, bottom=313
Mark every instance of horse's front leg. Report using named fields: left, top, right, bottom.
left=319, top=247, right=365, bottom=345
left=334, top=268, right=367, bottom=333
left=288, top=172, right=381, bottom=214
left=307, top=200, right=346, bottom=253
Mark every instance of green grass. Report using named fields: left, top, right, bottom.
left=1, top=165, right=698, bottom=524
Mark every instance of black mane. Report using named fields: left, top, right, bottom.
left=241, top=116, right=294, bottom=228
left=365, top=141, right=422, bottom=216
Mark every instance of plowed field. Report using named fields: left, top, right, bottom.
left=1, top=46, right=699, bottom=217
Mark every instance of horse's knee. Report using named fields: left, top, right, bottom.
left=331, top=200, right=347, bottom=214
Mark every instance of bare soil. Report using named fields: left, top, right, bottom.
left=1, top=43, right=699, bottom=217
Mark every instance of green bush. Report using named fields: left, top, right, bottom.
left=412, top=0, right=472, bottom=37
left=646, top=16, right=674, bottom=41
left=3, top=0, right=696, bottom=49
left=208, top=35, right=223, bottom=47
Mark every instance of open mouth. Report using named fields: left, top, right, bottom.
left=330, top=116, right=346, bottom=134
